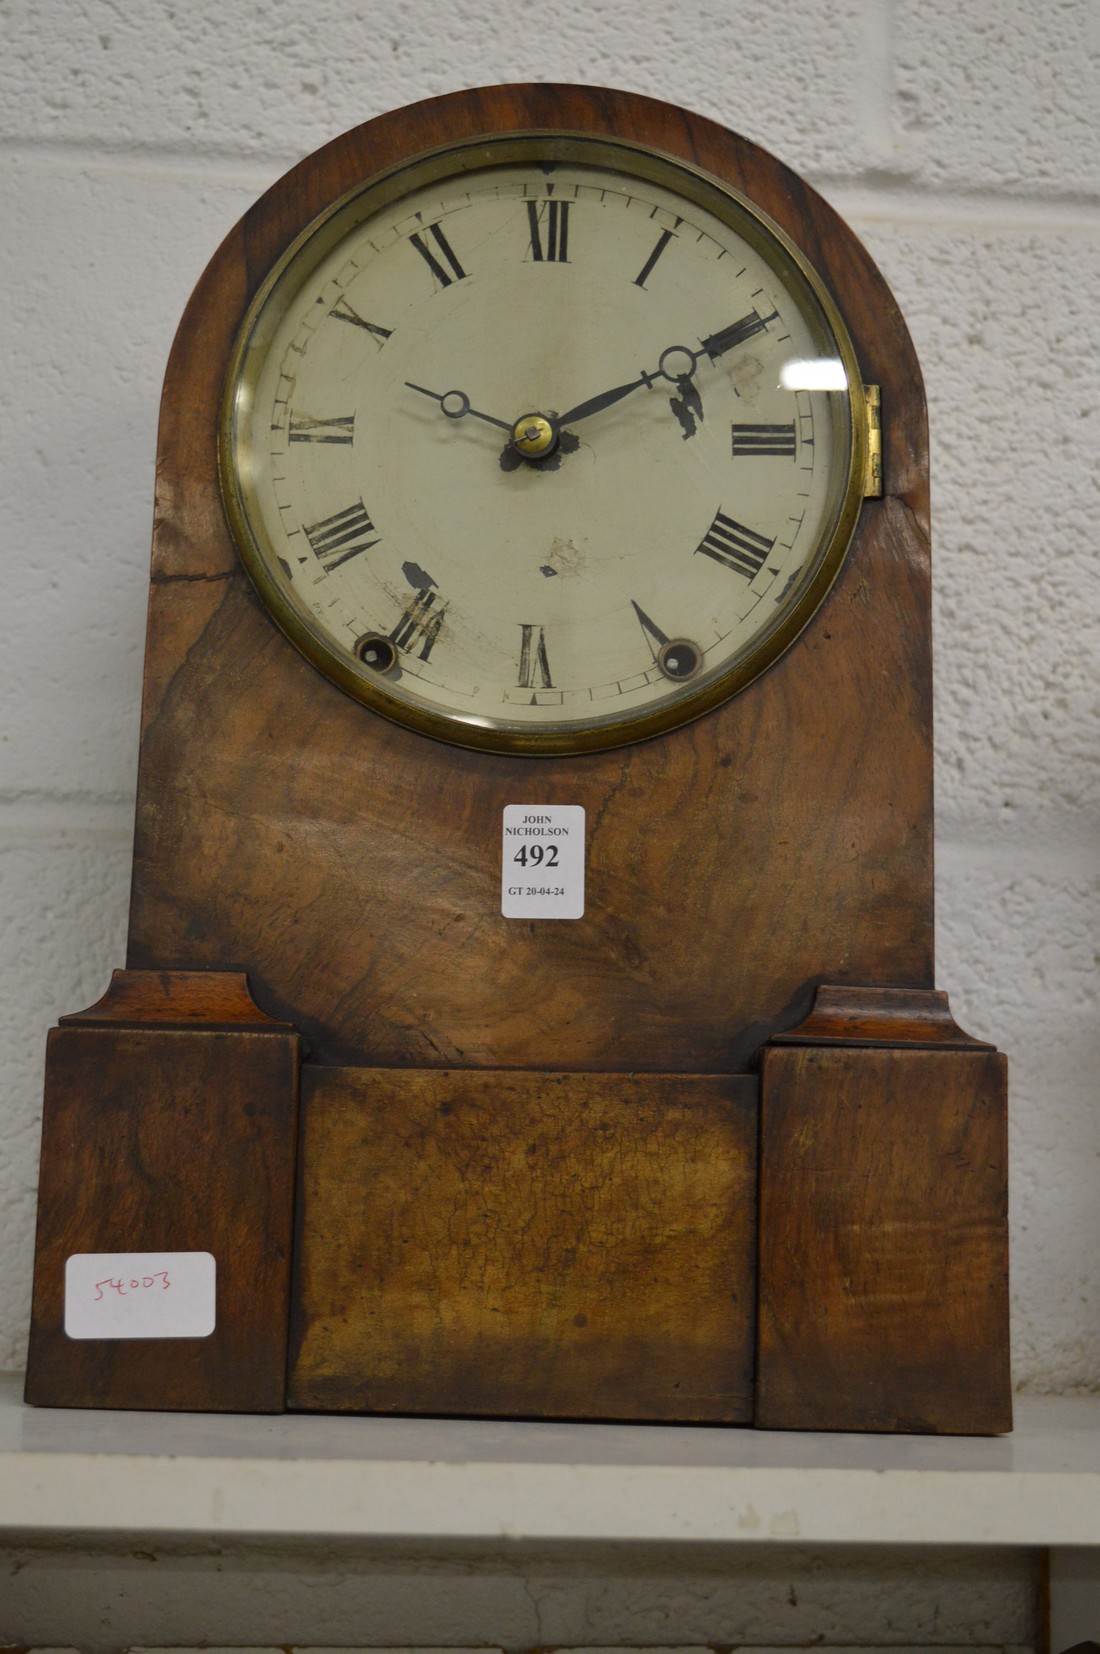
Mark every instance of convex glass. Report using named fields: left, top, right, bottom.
left=222, top=135, right=867, bottom=753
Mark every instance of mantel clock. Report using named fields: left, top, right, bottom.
left=26, top=85, right=1010, bottom=1434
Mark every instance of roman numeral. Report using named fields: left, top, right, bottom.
left=527, top=199, right=570, bottom=262
left=518, top=624, right=553, bottom=689
left=409, top=223, right=467, bottom=287
left=303, top=501, right=380, bottom=571
left=391, top=588, right=445, bottom=662
left=288, top=413, right=355, bottom=445
left=696, top=510, right=775, bottom=579
left=634, top=228, right=675, bottom=288
left=631, top=600, right=669, bottom=656
left=700, top=309, right=778, bottom=361
left=328, top=297, right=393, bottom=342
left=731, top=422, right=797, bottom=458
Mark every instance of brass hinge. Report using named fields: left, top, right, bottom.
left=863, top=384, right=883, bottom=497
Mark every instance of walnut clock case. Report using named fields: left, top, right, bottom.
left=25, top=84, right=1011, bottom=1435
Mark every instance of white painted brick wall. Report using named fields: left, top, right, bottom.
left=1, top=0, right=1097, bottom=1405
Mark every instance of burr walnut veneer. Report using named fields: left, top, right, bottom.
left=26, top=84, right=1010, bottom=1433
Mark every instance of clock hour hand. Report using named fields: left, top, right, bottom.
left=405, top=382, right=512, bottom=434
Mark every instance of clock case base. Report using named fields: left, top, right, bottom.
left=23, top=86, right=1012, bottom=1433
left=25, top=973, right=300, bottom=1415
left=25, top=971, right=1010, bottom=1434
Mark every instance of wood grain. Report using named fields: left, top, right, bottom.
left=756, top=1044, right=1011, bottom=1435
left=25, top=1018, right=300, bottom=1412
left=772, top=984, right=996, bottom=1049
left=126, top=84, right=933, bottom=1074
left=28, top=87, right=1006, bottom=1434
left=289, top=1067, right=758, bottom=1421
left=60, top=967, right=295, bottom=1028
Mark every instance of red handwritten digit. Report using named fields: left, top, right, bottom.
left=157, top=1271, right=170, bottom=1290
left=94, top=1279, right=111, bottom=1302
left=142, top=1276, right=154, bottom=1288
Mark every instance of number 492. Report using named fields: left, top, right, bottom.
left=514, top=843, right=559, bottom=867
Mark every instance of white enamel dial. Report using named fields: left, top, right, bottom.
left=222, top=137, right=865, bottom=753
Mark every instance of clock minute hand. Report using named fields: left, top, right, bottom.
left=699, top=309, right=776, bottom=361
left=556, top=372, right=655, bottom=427
left=557, top=310, right=778, bottom=432
left=556, top=337, right=716, bottom=430
left=405, top=382, right=513, bottom=433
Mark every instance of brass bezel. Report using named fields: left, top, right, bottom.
left=219, top=130, right=869, bottom=757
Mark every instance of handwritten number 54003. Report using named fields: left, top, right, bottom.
left=93, top=1271, right=171, bottom=1301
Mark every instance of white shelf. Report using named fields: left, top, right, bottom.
left=2, top=1374, right=1098, bottom=1547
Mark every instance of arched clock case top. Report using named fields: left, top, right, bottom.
left=25, top=86, right=1010, bottom=1436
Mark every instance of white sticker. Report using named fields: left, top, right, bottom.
left=64, top=1251, right=216, bottom=1340
left=502, top=804, right=585, bottom=919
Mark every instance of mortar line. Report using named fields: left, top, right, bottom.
left=4, top=137, right=1100, bottom=232
left=0, top=136, right=286, bottom=190
left=0, top=795, right=136, bottom=840
left=859, top=0, right=897, bottom=165
left=936, top=827, right=1100, bottom=877
left=819, top=180, right=1100, bottom=232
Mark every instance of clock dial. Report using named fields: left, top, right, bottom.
left=222, top=136, right=867, bottom=753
